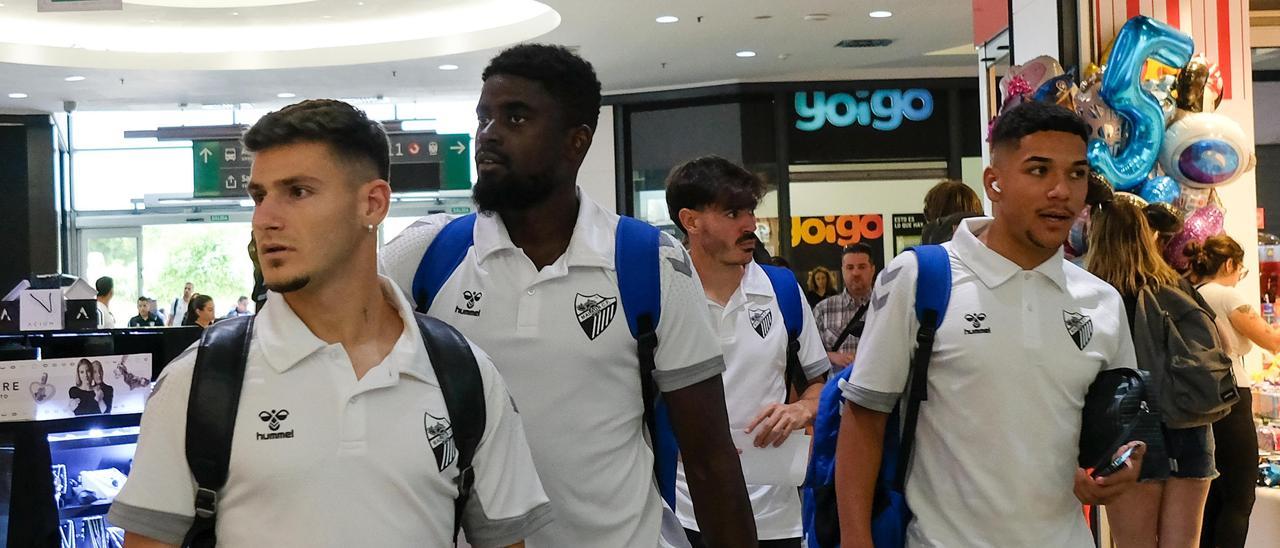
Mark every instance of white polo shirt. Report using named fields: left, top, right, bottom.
left=674, top=261, right=829, bottom=539
left=842, top=217, right=1137, bottom=547
left=381, top=191, right=725, bottom=548
left=108, top=276, right=551, bottom=548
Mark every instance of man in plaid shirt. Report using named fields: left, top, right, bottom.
left=812, top=242, right=876, bottom=374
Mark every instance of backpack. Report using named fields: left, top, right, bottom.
left=802, top=245, right=951, bottom=548
left=1078, top=368, right=1162, bottom=472
left=181, top=313, right=485, bottom=548
left=1132, top=281, right=1239, bottom=428
left=410, top=213, right=808, bottom=509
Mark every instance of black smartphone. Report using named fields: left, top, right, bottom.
left=1093, top=446, right=1135, bottom=478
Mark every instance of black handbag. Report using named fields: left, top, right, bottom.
left=1079, top=368, right=1165, bottom=471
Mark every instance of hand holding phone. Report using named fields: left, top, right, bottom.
left=1092, top=445, right=1135, bottom=478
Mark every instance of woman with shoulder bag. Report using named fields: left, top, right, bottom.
left=1087, top=198, right=1215, bottom=548
left=1187, top=235, right=1279, bottom=548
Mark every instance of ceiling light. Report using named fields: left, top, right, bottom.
left=276, top=92, right=296, bottom=98
left=804, top=13, right=829, bottom=21
left=438, top=64, right=459, bottom=70
left=64, top=76, right=86, bottom=82
left=231, top=11, right=239, bottom=16
left=656, top=15, right=678, bottom=24
left=8, top=93, right=27, bottom=98
left=736, top=50, right=756, bottom=58
left=869, top=10, right=893, bottom=18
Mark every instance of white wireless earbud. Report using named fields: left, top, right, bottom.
left=992, top=181, right=1002, bottom=193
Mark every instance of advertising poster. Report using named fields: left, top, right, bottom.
left=892, top=213, right=927, bottom=255
left=789, top=214, right=885, bottom=296
left=0, top=354, right=152, bottom=422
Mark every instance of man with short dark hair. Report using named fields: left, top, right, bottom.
left=95, top=276, right=115, bottom=329
left=166, top=282, right=194, bottom=327
left=224, top=296, right=253, bottom=318
left=813, top=244, right=876, bottom=372
left=834, top=101, right=1145, bottom=546
left=665, top=156, right=829, bottom=547
left=111, top=100, right=549, bottom=548
left=383, top=44, right=756, bottom=547
left=128, top=296, right=164, bottom=327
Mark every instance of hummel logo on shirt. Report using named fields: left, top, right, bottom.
left=963, top=312, right=990, bottom=335
left=455, top=290, right=483, bottom=317
left=256, top=409, right=294, bottom=441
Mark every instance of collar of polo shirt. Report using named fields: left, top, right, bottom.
left=255, top=276, right=439, bottom=387
left=472, top=187, right=616, bottom=271
left=952, top=217, right=1068, bottom=292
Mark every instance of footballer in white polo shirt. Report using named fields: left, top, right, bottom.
left=663, top=156, right=830, bottom=547
left=381, top=45, right=756, bottom=547
left=834, top=101, right=1147, bottom=547
left=110, top=100, right=550, bottom=548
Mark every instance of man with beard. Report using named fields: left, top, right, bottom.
left=382, top=45, right=756, bottom=547
left=664, top=156, right=829, bottom=547
left=110, top=100, right=550, bottom=548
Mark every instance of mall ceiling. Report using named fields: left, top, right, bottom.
left=0, top=0, right=977, bottom=114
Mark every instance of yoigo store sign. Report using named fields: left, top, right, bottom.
left=787, top=86, right=957, bottom=163
left=794, top=89, right=935, bottom=132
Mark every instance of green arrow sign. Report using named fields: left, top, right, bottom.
left=193, top=139, right=251, bottom=198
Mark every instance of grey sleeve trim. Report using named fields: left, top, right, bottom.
left=802, top=357, right=831, bottom=381
left=106, top=502, right=192, bottom=545
left=655, top=355, right=727, bottom=393
left=840, top=381, right=900, bottom=414
left=462, top=499, right=554, bottom=548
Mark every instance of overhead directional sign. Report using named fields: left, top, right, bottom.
left=192, top=132, right=472, bottom=199
left=193, top=139, right=253, bottom=198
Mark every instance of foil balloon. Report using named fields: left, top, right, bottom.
left=1088, top=16, right=1194, bottom=191
left=1173, top=185, right=1212, bottom=216
left=1034, top=71, right=1079, bottom=109
left=1144, top=202, right=1185, bottom=235
left=1175, top=54, right=1224, bottom=113
left=1003, top=55, right=1065, bottom=110
left=1142, top=74, right=1177, bottom=122
left=1164, top=200, right=1225, bottom=270
left=1137, top=175, right=1181, bottom=204
left=1086, top=171, right=1116, bottom=206
left=1159, top=112, right=1255, bottom=188
left=1074, top=82, right=1125, bottom=154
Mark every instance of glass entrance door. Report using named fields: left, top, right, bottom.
left=78, top=228, right=142, bottom=327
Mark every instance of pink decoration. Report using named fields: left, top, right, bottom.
left=1164, top=201, right=1225, bottom=270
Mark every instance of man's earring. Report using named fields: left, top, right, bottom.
left=367, top=224, right=375, bottom=233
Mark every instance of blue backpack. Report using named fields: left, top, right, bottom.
left=410, top=213, right=808, bottom=509
left=802, top=245, right=951, bottom=548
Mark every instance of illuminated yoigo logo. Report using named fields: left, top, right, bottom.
left=794, top=89, right=934, bottom=132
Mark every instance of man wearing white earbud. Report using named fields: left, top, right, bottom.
left=835, top=101, right=1145, bottom=547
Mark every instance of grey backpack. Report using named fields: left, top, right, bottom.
left=1133, top=281, right=1239, bottom=428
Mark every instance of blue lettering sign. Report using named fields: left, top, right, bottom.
left=794, top=89, right=934, bottom=132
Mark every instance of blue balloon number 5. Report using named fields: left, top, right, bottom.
left=1088, top=16, right=1193, bottom=191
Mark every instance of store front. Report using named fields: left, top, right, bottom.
left=609, top=79, right=983, bottom=283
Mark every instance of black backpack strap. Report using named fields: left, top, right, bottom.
left=829, top=302, right=870, bottom=353
left=183, top=316, right=254, bottom=548
left=893, top=311, right=938, bottom=491
left=414, top=313, right=485, bottom=543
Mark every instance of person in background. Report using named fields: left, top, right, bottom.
left=90, top=360, right=114, bottom=415
left=149, top=298, right=166, bottom=324
left=167, top=282, right=194, bottom=326
left=181, top=294, right=215, bottom=329
left=128, top=296, right=164, bottom=327
left=1186, top=235, right=1276, bottom=548
left=813, top=244, right=876, bottom=373
left=95, top=276, right=116, bottom=329
left=69, top=359, right=107, bottom=416
left=224, top=296, right=253, bottom=319
left=804, top=266, right=837, bottom=308
left=665, top=155, right=829, bottom=548
left=920, top=179, right=984, bottom=245
left=1087, top=198, right=1212, bottom=548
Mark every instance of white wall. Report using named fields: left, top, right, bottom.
left=578, top=105, right=617, bottom=212
left=1011, top=0, right=1060, bottom=63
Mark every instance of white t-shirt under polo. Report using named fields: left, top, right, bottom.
left=842, top=218, right=1137, bottom=547
left=108, top=277, right=551, bottom=548
left=674, top=261, right=829, bottom=539
left=380, top=192, right=725, bottom=548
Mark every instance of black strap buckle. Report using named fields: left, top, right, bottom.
left=194, top=488, right=218, bottom=519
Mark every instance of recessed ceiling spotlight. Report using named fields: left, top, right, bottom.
left=231, top=11, right=239, bottom=16
left=736, top=50, right=757, bottom=58
left=804, top=13, right=829, bottom=21
left=438, top=64, right=460, bottom=71
left=656, top=15, right=678, bottom=24
left=869, top=10, right=893, bottom=18
left=64, top=76, right=86, bottom=82
left=277, top=92, right=296, bottom=98
left=8, top=93, right=27, bottom=99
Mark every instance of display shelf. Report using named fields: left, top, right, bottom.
left=57, top=499, right=113, bottom=520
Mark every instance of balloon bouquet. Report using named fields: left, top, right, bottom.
left=1000, top=15, right=1255, bottom=267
